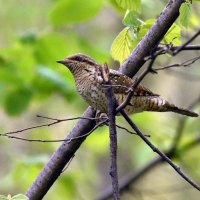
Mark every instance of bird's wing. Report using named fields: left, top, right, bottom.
left=109, top=69, right=159, bottom=97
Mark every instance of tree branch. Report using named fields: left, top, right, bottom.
left=120, top=110, right=200, bottom=191
left=95, top=157, right=162, bottom=200
left=119, top=0, right=184, bottom=77
left=26, top=107, right=96, bottom=200
left=26, top=1, right=185, bottom=199
left=156, top=45, right=200, bottom=52
left=173, top=29, right=200, bottom=55
left=101, top=64, right=119, bottom=199
left=96, top=96, right=200, bottom=200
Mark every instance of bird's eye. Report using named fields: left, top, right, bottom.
left=75, top=56, right=82, bottom=61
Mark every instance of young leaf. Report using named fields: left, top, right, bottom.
left=111, top=27, right=133, bottom=64
left=116, top=0, right=141, bottom=12
left=138, top=19, right=155, bottom=38
left=179, top=1, right=191, bottom=28
left=123, top=10, right=142, bottom=27
left=163, top=24, right=181, bottom=45
left=11, top=194, right=29, bottom=200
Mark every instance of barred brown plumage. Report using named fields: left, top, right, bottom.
left=57, top=54, right=198, bottom=117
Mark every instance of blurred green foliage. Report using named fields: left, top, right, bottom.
left=0, top=194, right=28, bottom=200
left=0, top=0, right=200, bottom=200
left=49, top=0, right=104, bottom=26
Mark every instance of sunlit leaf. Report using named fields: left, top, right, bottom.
left=11, top=194, right=29, bottom=200
left=137, top=19, right=181, bottom=45
left=116, top=0, right=141, bottom=12
left=49, top=0, right=104, bottom=26
left=111, top=27, right=133, bottom=63
left=190, top=13, right=199, bottom=28
left=138, top=19, right=155, bottom=38
left=179, top=1, right=191, bottom=28
left=108, top=0, right=124, bottom=13
left=163, top=23, right=181, bottom=45
left=123, top=10, right=142, bottom=27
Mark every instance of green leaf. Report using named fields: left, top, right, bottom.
left=163, top=24, right=181, bottom=45
left=138, top=19, right=155, bottom=38
left=123, top=10, right=142, bottom=27
left=190, top=13, right=199, bottom=28
left=11, top=194, right=29, bottom=200
left=108, top=0, right=125, bottom=14
left=116, top=0, right=141, bottom=12
left=49, top=0, right=104, bottom=26
left=4, top=87, right=32, bottom=116
left=111, top=27, right=133, bottom=64
left=179, top=1, right=191, bottom=28
left=0, top=194, right=28, bottom=200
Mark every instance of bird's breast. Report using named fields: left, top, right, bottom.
left=75, top=74, right=108, bottom=113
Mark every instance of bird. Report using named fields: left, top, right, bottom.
left=57, top=53, right=198, bottom=117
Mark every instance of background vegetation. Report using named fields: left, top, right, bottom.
left=0, top=0, right=199, bottom=199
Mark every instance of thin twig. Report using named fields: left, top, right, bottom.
left=116, top=55, right=157, bottom=113
left=96, top=133, right=200, bottom=200
left=156, top=45, right=200, bottom=52
left=0, top=119, right=107, bottom=143
left=2, top=116, right=104, bottom=136
left=25, top=1, right=187, bottom=199
left=97, top=96, right=200, bottom=200
left=155, top=56, right=200, bottom=71
left=26, top=107, right=97, bottom=199
left=173, top=30, right=200, bottom=55
left=119, top=0, right=183, bottom=77
left=116, top=124, right=150, bottom=137
left=95, top=157, right=162, bottom=200
left=101, top=64, right=120, bottom=200
left=120, top=109, right=200, bottom=191
left=62, top=155, right=75, bottom=173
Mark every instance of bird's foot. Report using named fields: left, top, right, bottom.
left=95, top=111, right=108, bottom=126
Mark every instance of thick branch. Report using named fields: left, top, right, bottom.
left=26, top=107, right=96, bottom=200
left=97, top=96, right=200, bottom=200
left=26, top=1, right=185, bottom=199
left=119, top=0, right=183, bottom=77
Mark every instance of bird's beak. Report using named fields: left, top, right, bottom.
left=57, top=60, right=66, bottom=64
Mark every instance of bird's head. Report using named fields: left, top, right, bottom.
left=57, top=54, right=98, bottom=74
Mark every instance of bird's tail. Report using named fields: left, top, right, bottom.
left=168, top=105, right=198, bottom=117
left=145, top=97, right=199, bottom=117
